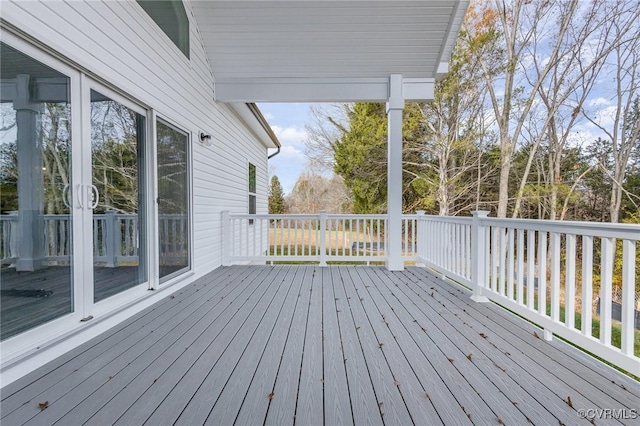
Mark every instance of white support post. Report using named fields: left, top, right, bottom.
left=104, top=210, right=118, bottom=268
left=415, top=210, right=425, bottom=267
left=15, top=74, right=45, bottom=271
left=319, top=210, right=327, bottom=267
left=386, top=74, right=404, bottom=271
left=221, top=210, right=231, bottom=266
left=471, top=211, right=490, bottom=302
left=621, top=239, right=636, bottom=356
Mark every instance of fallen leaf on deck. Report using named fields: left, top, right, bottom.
left=268, top=392, right=275, bottom=400
left=533, top=331, right=540, bottom=339
left=479, top=333, right=488, bottom=338
left=467, top=353, right=473, bottom=361
left=38, top=401, right=49, bottom=411
left=565, top=396, right=573, bottom=408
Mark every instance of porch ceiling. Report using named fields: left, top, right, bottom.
left=192, top=1, right=468, bottom=102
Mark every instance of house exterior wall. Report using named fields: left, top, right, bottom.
left=1, top=0, right=270, bottom=275
left=0, top=0, right=270, bottom=383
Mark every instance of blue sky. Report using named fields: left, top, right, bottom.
left=258, top=103, right=315, bottom=194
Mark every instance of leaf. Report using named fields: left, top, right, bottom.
left=533, top=331, right=540, bottom=339
left=38, top=401, right=49, bottom=411
left=466, top=353, right=473, bottom=361
left=566, top=396, right=573, bottom=408
left=448, top=358, right=454, bottom=363
left=479, top=332, right=488, bottom=338
left=497, top=417, right=504, bottom=425
left=268, top=392, right=275, bottom=400
left=378, top=342, right=384, bottom=348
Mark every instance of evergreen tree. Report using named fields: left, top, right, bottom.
left=268, top=175, right=286, bottom=214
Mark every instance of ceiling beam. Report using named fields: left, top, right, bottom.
left=214, top=77, right=434, bottom=103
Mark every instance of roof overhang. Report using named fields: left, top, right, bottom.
left=191, top=0, right=468, bottom=103
left=229, top=102, right=281, bottom=149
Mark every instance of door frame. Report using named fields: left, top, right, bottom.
left=80, top=76, right=153, bottom=318
left=0, top=30, right=86, bottom=354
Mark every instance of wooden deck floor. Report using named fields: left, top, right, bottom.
left=1, top=265, right=639, bottom=425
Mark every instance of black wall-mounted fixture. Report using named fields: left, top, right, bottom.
left=199, top=132, right=212, bottom=143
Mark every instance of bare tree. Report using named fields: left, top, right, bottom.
left=303, top=104, right=350, bottom=172
left=286, top=172, right=351, bottom=214
left=581, top=4, right=640, bottom=222
left=512, top=0, right=640, bottom=220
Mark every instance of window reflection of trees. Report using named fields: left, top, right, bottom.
left=90, top=97, right=141, bottom=215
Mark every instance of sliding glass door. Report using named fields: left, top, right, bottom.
left=0, top=39, right=151, bottom=343
left=0, top=36, right=193, bottom=347
left=0, top=42, right=78, bottom=340
left=157, top=120, right=190, bottom=281
left=89, top=88, right=147, bottom=302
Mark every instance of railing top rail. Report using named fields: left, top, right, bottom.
left=227, top=213, right=390, bottom=220
left=419, top=215, right=473, bottom=224
left=229, top=214, right=320, bottom=219
left=327, top=214, right=388, bottom=220
left=480, top=217, right=640, bottom=240
left=418, top=214, right=640, bottom=240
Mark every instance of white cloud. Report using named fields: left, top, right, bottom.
left=589, top=105, right=618, bottom=131
left=279, top=145, right=305, bottom=161
left=588, top=97, right=611, bottom=107
left=271, top=125, right=307, bottom=148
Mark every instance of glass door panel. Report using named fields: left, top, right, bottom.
left=157, top=120, right=190, bottom=281
left=0, top=43, right=74, bottom=340
left=90, top=90, right=146, bottom=302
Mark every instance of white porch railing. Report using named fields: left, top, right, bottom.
left=416, top=211, right=639, bottom=375
left=222, top=210, right=639, bottom=373
left=222, top=211, right=417, bottom=266
left=1, top=213, right=187, bottom=266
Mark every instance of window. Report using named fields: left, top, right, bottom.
left=157, top=120, right=190, bottom=281
left=248, top=163, right=256, bottom=223
left=137, top=0, right=190, bottom=58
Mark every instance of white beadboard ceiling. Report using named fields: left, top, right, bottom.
left=191, top=1, right=468, bottom=102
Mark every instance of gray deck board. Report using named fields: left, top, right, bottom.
left=331, top=267, right=382, bottom=426
left=406, top=268, right=640, bottom=405
left=3, top=267, right=251, bottom=425
left=233, top=266, right=306, bottom=426
left=264, top=266, right=314, bottom=426
left=2, top=265, right=638, bottom=426
left=204, top=265, right=302, bottom=425
left=341, top=267, right=415, bottom=425
left=142, top=266, right=287, bottom=425
left=322, top=267, right=353, bottom=426
left=403, top=267, right=631, bottom=425
left=179, top=266, right=293, bottom=424
left=373, top=267, right=576, bottom=425
left=108, top=266, right=276, bottom=426
left=59, top=266, right=267, bottom=426
left=295, top=266, right=324, bottom=425
left=357, top=267, right=492, bottom=425
left=350, top=267, right=445, bottom=424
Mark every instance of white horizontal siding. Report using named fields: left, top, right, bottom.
left=2, top=0, right=269, bottom=276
